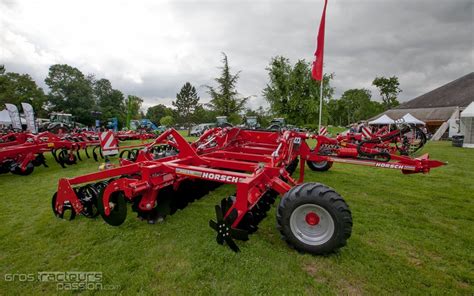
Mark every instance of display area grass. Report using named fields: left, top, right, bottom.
left=0, top=140, right=472, bottom=295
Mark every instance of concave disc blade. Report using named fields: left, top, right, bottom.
left=209, top=219, right=218, bottom=230
left=225, top=236, right=240, bottom=252
left=215, top=205, right=223, bottom=223
left=230, top=228, right=249, bottom=241
left=224, top=208, right=238, bottom=225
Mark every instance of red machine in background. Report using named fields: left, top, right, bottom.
left=52, top=127, right=445, bottom=254
left=332, top=124, right=427, bottom=157
left=0, top=129, right=156, bottom=176
left=0, top=131, right=98, bottom=175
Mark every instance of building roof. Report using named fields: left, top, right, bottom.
left=396, top=72, right=474, bottom=109
left=381, top=106, right=457, bottom=122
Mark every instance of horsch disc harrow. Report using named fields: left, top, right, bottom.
left=51, top=127, right=445, bottom=254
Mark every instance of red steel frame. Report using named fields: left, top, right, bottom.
left=53, top=127, right=445, bottom=230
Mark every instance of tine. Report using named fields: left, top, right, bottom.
left=41, top=154, right=49, bottom=167
left=221, top=198, right=228, bottom=214
left=92, top=146, right=98, bottom=161
left=68, top=151, right=75, bottom=164
left=119, top=150, right=126, bottom=158
left=216, top=235, right=224, bottom=245
left=85, top=146, right=90, bottom=158
left=99, top=147, right=104, bottom=158
left=224, top=208, right=238, bottom=224
left=76, top=149, right=82, bottom=161
left=51, top=149, right=59, bottom=162
left=71, top=151, right=77, bottom=164
left=52, top=149, right=65, bottom=168
left=61, top=150, right=69, bottom=167
left=225, top=237, right=240, bottom=252
left=230, top=228, right=249, bottom=241
left=215, top=205, right=223, bottom=222
left=209, top=219, right=218, bottom=230
left=42, top=154, right=49, bottom=167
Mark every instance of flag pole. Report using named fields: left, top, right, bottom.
left=318, top=76, right=323, bottom=133
left=313, top=0, right=328, bottom=134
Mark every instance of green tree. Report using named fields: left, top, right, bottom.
left=173, top=82, right=199, bottom=126
left=0, top=65, right=47, bottom=117
left=191, top=105, right=216, bottom=124
left=125, top=95, right=143, bottom=120
left=263, top=56, right=334, bottom=126
left=206, top=53, right=249, bottom=120
left=146, top=104, right=174, bottom=125
left=327, top=89, right=384, bottom=126
left=160, top=115, right=174, bottom=126
left=45, top=64, right=95, bottom=124
left=372, top=76, right=401, bottom=109
left=93, top=78, right=126, bottom=127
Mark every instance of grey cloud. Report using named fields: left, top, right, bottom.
left=1, top=0, right=472, bottom=111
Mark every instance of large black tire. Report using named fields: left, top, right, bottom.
left=267, top=124, right=281, bottom=131
left=49, top=124, right=70, bottom=134
left=277, top=183, right=352, bottom=255
left=306, top=160, right=333, bottom=172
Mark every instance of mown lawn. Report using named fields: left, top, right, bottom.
left=0, top=141, right=472, bottom=295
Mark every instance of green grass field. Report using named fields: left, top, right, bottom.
left=0, top=141, right=473, bottom=295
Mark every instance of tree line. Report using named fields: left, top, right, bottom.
left=263, top=56, right=401, bottom=128
left=0, top=64, right=143, bottom=128
left=0, top=54, right=401, bottom=129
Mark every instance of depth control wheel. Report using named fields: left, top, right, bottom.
left=277, top=183, right=352, bottom=254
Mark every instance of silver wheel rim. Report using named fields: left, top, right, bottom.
left=311, top=161, right=328, bottom=169
left=290, top=204, right=335, bottom=246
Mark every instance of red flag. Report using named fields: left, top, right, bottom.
left=312, top=0, right=328, bottom=81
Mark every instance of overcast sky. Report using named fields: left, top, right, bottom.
left=1, top=0, right=473, bottom=111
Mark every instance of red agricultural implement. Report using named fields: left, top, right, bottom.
left=90, top=130, right=155, bottom=163
left=0, top=131, right=91, bottom=175
left=0, top=132, right=30, bottom=148
left=0, top=129, right=157, bottom=176
left=116, top=130, right=156, bottom=141
left=333, top=125, right=427, bottom=157
left=52, top=127, right=445, bottom=254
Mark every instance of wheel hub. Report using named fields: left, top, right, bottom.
left=289, top=204, right=335, bottom=246
left=305, top=212, right=320, bottom=226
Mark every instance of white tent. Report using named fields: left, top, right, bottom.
left=0, top=109, right=11, bottom=125
left=460, top=101, right=474, bottom=148
left=402, top=113, right=425, bottom=125
left=369, top=114, right=395, bottom=125
left=0, top=109, right=27, bottom=126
